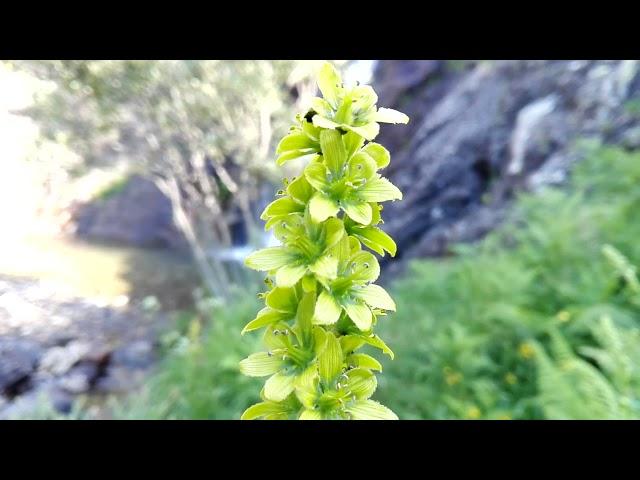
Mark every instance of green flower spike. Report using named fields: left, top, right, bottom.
left=241, top=61, right=408, bottom=420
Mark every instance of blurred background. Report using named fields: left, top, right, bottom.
left=1, top=60, right=639, bottom=419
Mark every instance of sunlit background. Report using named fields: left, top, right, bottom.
left=1, top=60, right=639, bottom=419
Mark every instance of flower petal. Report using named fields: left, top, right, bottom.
left=316, top=63, right=343, bottom=108
left=239, top=352, right=285, bottom=377
left=241, top=307, right=290, bottom=335
left=342, top=299, right=373, bottom=331
left=374, top=107, right=409, bottom=124
left=312, top=115, right=341, bottom=130
left=345, top=368, right=377, bottom=399
left=287, top=175, right=314, bottom=205
left=342, top=199, right=372, bottom=225
left=308, top=254, right=338, bottom=280
left=266, top=286, right=299, bottom=313
left=241, top=401, right=292, bottom=420
left=318, top=331, right=343, bottom=384
left=276, top=150, right=318, bottom=167
left=275, top=263, right=308, bottom=288
left=320, top=128, right=347, bottom=176
left=344, top=122, right=379, bottom=141
left=357, top=177, right=403, bottom=202
left=309, top=192, right=339, bottom=223
left=299, top=409, right=323, bottom=420
left=264, top=371, right=296, bottom=402
left=313, top=289, right=343, bottom=325
left=350, top=226, right=397, bottom=257
left=345, top=400, right=398, bottom=420
left=304, top=162, right=330, bottom=191
left=347, top=353, right=382, bottom=372
left=351, top=284, right=396, bottom=311
left=245, top=247, right=299, bottom=271
left=361, top=142, right=390, bottom=169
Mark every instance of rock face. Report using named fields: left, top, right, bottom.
left=72, top=175, right=186, bottom=249
left=373, top=60, right=640, bottom=274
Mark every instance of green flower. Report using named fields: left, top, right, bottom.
left=245, top=213, right=345, bottom=287
left=308, top=62, right=409, bottom=141
left=305, top=129, right=402, bottom=225
left=274, top=114, right=322, bottom=166
left=313, top=236, right=396, bottom=331
left=241, top=62, right=407, bottom=420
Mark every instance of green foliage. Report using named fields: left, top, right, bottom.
left=241, top=63, right=409, bottom=420
left=375, top=145, right=640, bottom=419
left=113, top=298, right=264, bottom=419
left=111, top=145, right=640, bottom=421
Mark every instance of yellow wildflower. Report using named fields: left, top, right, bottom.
left=518, top=342, right=535, bottom=359
left=443, top=366, right=463, bottom=386
left=504, top=372, right=518, bottom=385
left=466, top=406, right=481, bottom=419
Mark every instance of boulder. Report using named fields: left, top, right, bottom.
left=0, top=337, right=41, bottom=396
left=72, top=174, right=187, bottom=249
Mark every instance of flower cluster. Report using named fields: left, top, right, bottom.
left=240, top=62, right=408, bottom=420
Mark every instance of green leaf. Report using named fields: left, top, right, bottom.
left=343, top=299, right=373, bottom=331
left=299, top=409, right=323, bottom=420
left=320, top=129, right=347, bottom=176
left=245, top=247, right=299, bottom=271
left=314, top=289, right=343, bottom=325
left=342, top=199, right=373, bottom=225
left=362, top=143, right=390, bottom=169
left=240, top=352, right=285, bottom=377
left=317, top=63, right=343, bottom=108
left=357, top=177, right=402, bottom=202
left=318, top=331, right=343, bottom=384
left=352, top=284, right=396, bottom=311
left=348, top=353, right=382, bottom=371
left=309, top=192, right=339, bottom=223
left=264, top=372, right=296, bottom=402
left=304, top=162, right=330, bottom=191
left=275, top=263, right=307, bottom=288
left=345, top=400, right=398, bottom=420
left=374, top=107, right=409, bottom=124
left=242, top=308, right=289, bottom=335
left=266, top=286, right=298, bottom=313
left=345, top=368, right=377, bottom=399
